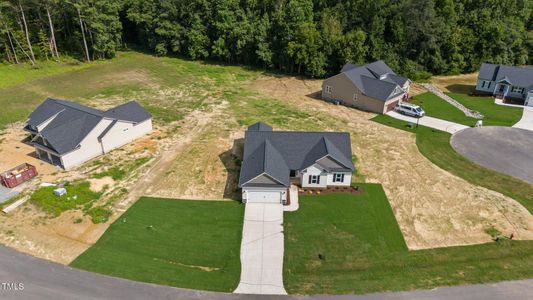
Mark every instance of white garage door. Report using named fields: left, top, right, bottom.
left=247, top=191, right=282, bottom=204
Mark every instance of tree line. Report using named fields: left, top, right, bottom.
left=1, top=0, right=532, bottom=78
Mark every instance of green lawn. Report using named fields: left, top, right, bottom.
left=446, top=93, right=523, bottom=126
left=70, top=198, right=244, bottom=292
left=410, top=92, right=477, bottom=126
left=284, top=183, right=533, bottom=295
left=372, top=115, right=533, bottom=213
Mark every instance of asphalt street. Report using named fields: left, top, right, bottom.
left=1, top=245, right=532, bottom=300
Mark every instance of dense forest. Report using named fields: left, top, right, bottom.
left=1, top=0, right=532, bottom=78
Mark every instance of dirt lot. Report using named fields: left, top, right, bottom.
left=248, top=75, right=533, bottom=250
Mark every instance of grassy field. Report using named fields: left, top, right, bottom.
left=372, top=115, right=533, bottom=213
left=0, top=59, right=108, bottom=90
left=410, top=92, right=477, bottom=126
left=284, top=183, right=533, bottom=295
left=446, top=93, right=523, bottom=126
left=70, top=198, right=244, bottom=292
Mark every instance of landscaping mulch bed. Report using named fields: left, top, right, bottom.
left=298, top=185, right=364, bottom=196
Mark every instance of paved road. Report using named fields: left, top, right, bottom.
left=451, top=126, right=533, bottom=184
left=386, top=111, right=469, bottom=134
left=0, top=245, right=532, bottom=299
left=513, top=106, right=533, bottom=131
left=234, top=203, right=287, bottom=295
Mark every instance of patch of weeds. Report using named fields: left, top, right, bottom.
left=485, top=226, right=503, bottom=241
left=93, top=167, right=126, bottom=181
left=87, top=206, right=112, bottom=224
left=74, top=218, right=83, bottom=224
left=30, top=181, right=102, bottom=217
left=4, top=230, right=14, bottom=236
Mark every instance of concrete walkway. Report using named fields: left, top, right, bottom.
left=386, top=111, right=469, bottom=134
left=513, top=106, right=533, bottom=131
left=284, top=185, right=299, bottom=212
left=234, top=203, right=287, bottom=295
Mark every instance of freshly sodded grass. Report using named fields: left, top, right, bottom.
left=410, top=92, right=477, bottom=126
left=446, top=93, right=523, bottom=126
left=30, top=181, right=102, bottom=217
left=71, top=198, right=244, bottom=292
left=372, top=115, right=533, bottom=213
left=284, top=183, right=533, bottom=295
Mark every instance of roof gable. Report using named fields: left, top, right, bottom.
left=338, top=61, right=406, bottom=101
left=478, top=63, right=533, bottom=87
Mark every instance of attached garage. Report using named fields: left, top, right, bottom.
left=242, top=188, right=286, bottom=204
left=385, top=100, right=400, bottom=112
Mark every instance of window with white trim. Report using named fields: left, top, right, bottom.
left=353, top=93, right=357, bottom=102
left=325, top=85, right=332, bottom=94
left=511, top=86, right=524, bottom=94
left=333, top=173, right=345, bottom=183
left=308, top=175, right=320, bottom=184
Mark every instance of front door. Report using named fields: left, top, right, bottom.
left=498, top=85, right=506, bottom=93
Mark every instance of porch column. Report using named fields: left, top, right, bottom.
left=47, top=152, right=53, bottom=162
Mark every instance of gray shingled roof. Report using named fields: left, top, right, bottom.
left=239, top=124, right=355, bottom=187
left=247, top=122, right=273, bottom=131
left=340, top=60, right=408, bottom=101
left=26, top=98, right=151, bottom=155
left=478, top=63, right=533, bottom=87
left=103, top=101, right=151, bottom=123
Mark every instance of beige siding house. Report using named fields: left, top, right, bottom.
left=25, top=98, right=152, bottom=170
left=322, top=61, right=411, bottom=114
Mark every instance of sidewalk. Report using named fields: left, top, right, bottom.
left=513, top=106, right=533, bottom=131
left=386, top=111, right=469, bottom=134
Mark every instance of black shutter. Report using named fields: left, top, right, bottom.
left=308, top=176, right=312, bottom=184
left=317, top=176, right=320, bottom=184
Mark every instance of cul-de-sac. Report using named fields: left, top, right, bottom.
left=0, top=1, right=532, bottom=299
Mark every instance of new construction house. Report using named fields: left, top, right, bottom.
left=238, top=122, right=355, bottom=204
left=322, top=60, right=411, bottom=114
left=24, top=98, right=152, bottom=169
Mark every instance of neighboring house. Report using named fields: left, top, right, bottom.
left=24, top=98, right=152, bottom=170
left=322, top=60, right=411, bottom=114
left=238, top=122, right=355, bottom=204
left=475, top=63, right=533, bottom=106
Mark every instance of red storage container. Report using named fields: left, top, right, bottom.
left=0, top=163, right=38, bottom=188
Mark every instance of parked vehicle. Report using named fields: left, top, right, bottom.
left=0, top=163, right=38, bottom=188
left=396, top=102, right=425, bottom=117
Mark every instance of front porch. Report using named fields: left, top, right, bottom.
left=35, top=147, right=63, bottom=168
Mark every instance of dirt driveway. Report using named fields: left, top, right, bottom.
left=248, top=75, right=533, bottom=250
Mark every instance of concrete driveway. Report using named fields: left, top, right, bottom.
left=451, top=126, right=533, bottom=184
left=234, top=203, right=287, bottom=295
left=513, top=106, right=533, bottom=131
left=386, top=111, right=469, bottom=134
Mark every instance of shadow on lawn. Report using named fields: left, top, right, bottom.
left=219, top=138, right=244, bottom=201
left=446, top=84, right=475, bottom=94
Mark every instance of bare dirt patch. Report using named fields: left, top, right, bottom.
left=248, top=75, right=533, bottom=249
left=89, top=177, right=115, bottom=192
